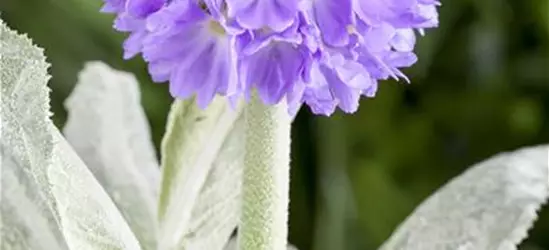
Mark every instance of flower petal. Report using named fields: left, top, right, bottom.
left=126, top=0, right=164, bottom=18
left=171, top=40, right=236, bottom=108
left=101, top=0, right=126, bottom=13
left=226, top=0, right=299, bottom=31
left=312, top=0, right=353, bottom=47
left=391, top=29, right=416, bottom=52
left=238, top=41, right=307, bottom=104
left=318, top=64, right=361, bottom=113
left=123, top=31, right=146, bottom=59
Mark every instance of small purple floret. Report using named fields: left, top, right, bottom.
left=102, top=0, right=440, bottom=116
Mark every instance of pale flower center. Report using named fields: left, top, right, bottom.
left=209, top=20, right=226, bottom=36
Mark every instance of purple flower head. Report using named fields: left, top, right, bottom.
left=102, top=0, right=439, bottom=116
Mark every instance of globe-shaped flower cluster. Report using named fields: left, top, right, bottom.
left=102, top=0, right=439, bottom=116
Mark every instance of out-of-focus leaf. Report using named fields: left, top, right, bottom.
left=313, top=117, right=357, bottom=250
left=0, top=21, right=141, bottom=250
left=222, top=237, right=298, bottom=250
left=158, top=98, right=243, bottom=250
left=63, top=61, right=159, bottom=250
left=379, top=145, right=549, bottom=250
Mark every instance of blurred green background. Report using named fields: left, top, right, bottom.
left=2, top=0, right=549, bottom=249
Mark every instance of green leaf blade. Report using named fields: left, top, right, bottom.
left=1, top=21, right=141, bottom=250
left=63, top=61, right=160, bottom=250
left=158, top=98, right=243, bottom=250
left=1, top=19, right=64, bottom=250
left=379, top=145, right=549, bottom=250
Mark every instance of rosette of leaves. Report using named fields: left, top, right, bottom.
left=1, top=20, right=548, bottom=250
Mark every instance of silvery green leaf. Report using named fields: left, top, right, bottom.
left=158, top=98, right=243, bottom=250
left=222, top=237, right=298, bottom=250
left=2, top=161, right=68, bottom=250
left=181, top=117, right=243, bottom=250
left=1, top=19, right=66, bottom=250
left=0, top=21, right=141, bottom=250
left=63, top=61, right=159, bottom=250
left=379, top=145, right=549, bottom=250
left=48, top=126, right=143, bottom=250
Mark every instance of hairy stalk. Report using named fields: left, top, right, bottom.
left=238, top=93, right=292, bottom=250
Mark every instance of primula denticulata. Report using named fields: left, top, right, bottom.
left=99, top=1, right=443, bottom=249
left=1, top=7, right=549, bottom=250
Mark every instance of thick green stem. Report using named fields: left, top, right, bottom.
left=238, top=93, right=292, bottom=250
